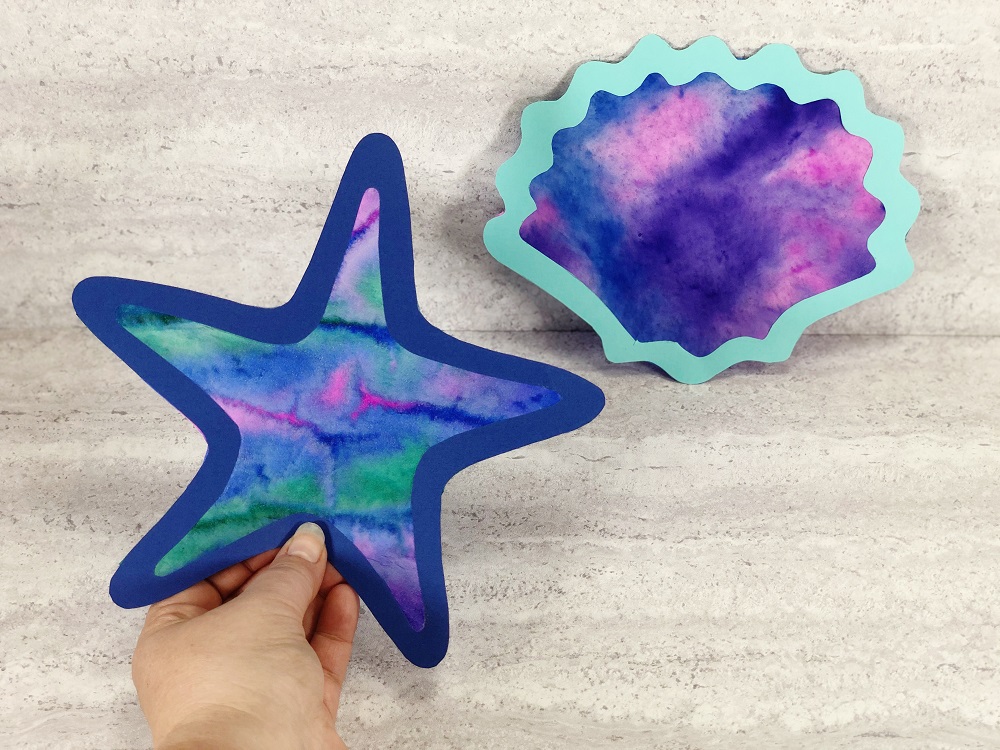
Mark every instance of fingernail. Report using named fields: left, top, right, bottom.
left=287, top=522, right=325, bottom=563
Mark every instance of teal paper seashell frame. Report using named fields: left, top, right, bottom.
left=483, top=35, right=920, bottom=384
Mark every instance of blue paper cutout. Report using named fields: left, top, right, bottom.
left=73, top=134, right=605, bottom=667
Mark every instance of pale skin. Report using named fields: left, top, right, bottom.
left=132, top=522, right=360, bottom=750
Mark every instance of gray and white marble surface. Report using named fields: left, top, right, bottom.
left=2, top=330, right=998, bottom=749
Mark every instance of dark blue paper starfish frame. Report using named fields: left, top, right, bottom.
left=73, top=133, right=605, bottom=667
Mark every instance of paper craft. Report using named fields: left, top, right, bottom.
left=484, top=35, right=920, bottom=383
left=73, top=134, right=605, bottom=667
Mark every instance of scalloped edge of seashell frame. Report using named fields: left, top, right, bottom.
left=483, top=35, right=920, bottom=384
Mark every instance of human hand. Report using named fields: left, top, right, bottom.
left=131, top=522, right=360, bottom=750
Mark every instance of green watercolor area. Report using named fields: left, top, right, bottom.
left=153, top=424, right=427, bottom=576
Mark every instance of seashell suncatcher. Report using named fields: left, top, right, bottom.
left=484, top=35, right=920, bottom=383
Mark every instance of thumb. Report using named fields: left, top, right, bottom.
left=241, top=522, right=328, bottom=622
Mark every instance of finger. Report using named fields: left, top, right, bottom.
left=225, top=539, right=344, bottom=603
left=228, top=561, right=279, bottom=600
left=311, top=581, right=360, bottom=717
left=144, top=546, right=284, bottom=634
left=303, top=563, right=344, bottom=638
left=206, top=547, right=280, bottom=601
left=142, top=579, right=223, bottom=634
left=240, top=522, right=328, bottom=623
left=304, top=591, right=322, bottom=640
left=318, top=560, right=346, bottom=594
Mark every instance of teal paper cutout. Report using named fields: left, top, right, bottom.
left=484, top=35, right=919, bottom=383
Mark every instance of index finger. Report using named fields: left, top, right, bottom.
left=144, top=547, right=282, bottom=630
left=206, top=546, right=281, bottom=601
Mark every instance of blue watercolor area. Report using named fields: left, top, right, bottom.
left=119, top=195, right=559, bottom=629
left=521, top=72, right=884, bottom=357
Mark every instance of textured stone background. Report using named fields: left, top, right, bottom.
left=3, top=2, right=1000, bottom=749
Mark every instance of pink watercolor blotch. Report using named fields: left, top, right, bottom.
left=217, top=396, right=311, bottom=435
left=586, top=87, right=715, bottom=190
left=350, top=384, right=420, bottom=421
left=768, top=128, right=875, bottom=189
left=320, top=362, right=354, bottom=408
